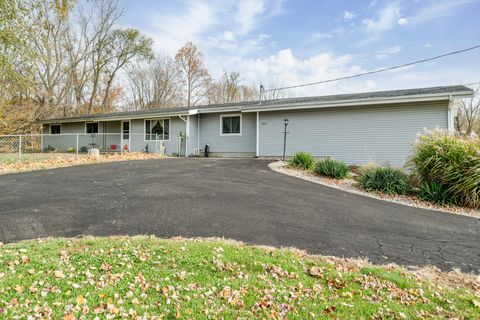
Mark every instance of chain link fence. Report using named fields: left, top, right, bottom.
left=0, top=133, right=170, bottom=163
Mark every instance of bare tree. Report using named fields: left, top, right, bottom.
left=26, top=0, right=74, bottom=116
left=208, top=71, right=257, bottom=104
left=260, top=81, right=289, bottom=101
left=455, top=86, right=480, bottom=136
left=126, top=55, right=182, bottom=110
left=175, top=42, right=211, bottom=107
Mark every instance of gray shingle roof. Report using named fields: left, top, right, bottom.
left=41, top=85, right=472, bottom=123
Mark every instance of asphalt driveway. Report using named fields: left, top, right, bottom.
left=0, top=158, right=479, bottom=272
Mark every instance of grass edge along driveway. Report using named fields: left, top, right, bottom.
left=0, top=236, right=478, bottom=319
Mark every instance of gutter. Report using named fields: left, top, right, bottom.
left=242, top=91, right=473, bottom=113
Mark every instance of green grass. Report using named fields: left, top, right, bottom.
left=0, top=153, right=79, bottom=164
left=0, top=237, right=478, bottom=319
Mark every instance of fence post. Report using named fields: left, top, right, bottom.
left=156, top=134, right=159, bottom=153
left=18, top=135, right=22, bottom=163
left=76, top=133, right=79, bottom=159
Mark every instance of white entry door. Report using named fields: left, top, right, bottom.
left=121, top=121, right=130, bottom=151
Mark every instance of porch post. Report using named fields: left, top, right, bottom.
left=256, top=111, right=259, bottom=157
left=185, top=115, right=190, bottom=156
left=197, top=114, right=200, bottom=154
left=76, top=133, right=79, bottom=159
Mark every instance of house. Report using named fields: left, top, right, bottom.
left=39, top=85, right=473, bottom=166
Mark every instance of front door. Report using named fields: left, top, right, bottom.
left=121, top=121, right=130, bottom=151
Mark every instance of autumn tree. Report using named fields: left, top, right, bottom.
left=208, top=71, right=257, bottom=104
left=175, top=42, right=211, bottom=107
left=126, top=55, right=182, bottom=110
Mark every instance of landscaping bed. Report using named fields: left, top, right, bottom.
left=272, top=131, right=480, bottom=218
left=270, top=161, right=480, bottom=218
left=0, top=152, right=166, bottom=175
left=0, top=236, right=478, bottom=319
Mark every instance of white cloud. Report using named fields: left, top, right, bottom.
left=224, top=49, right=372, bottom=96
left=397, top=18, right=408, bottom=25
left=311, top=32, right=334, bottom=39
left=146, top=1, right=222, bottom=54
left=343, top=10, right=357, bottom=20
left=362, top=3, right=403, bottom=34
left=406, top=0, right=474, bottom=25
left=422, top=43, right=432, bottom=48
left=234, top=0, right=285, bottom=35
left=221, top=31, right=236, bottom=42
left=375, top=45, right=402, bottom=60
left=369, top=0, right=379, bottom=8
left=235, top=0, right=266, bottom=35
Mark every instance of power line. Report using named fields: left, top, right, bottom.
left=264, top=44, right=480, bottom=92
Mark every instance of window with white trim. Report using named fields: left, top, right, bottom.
left=145, top=119, right=170, bottom=140
left=50, top=124, right=61, bottom=134
left=86, top=122, right=99, bottom=134
left=221, top=115, right=241, bottom=135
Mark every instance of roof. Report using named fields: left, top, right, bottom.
left=40, top=85, right=473, bottom=123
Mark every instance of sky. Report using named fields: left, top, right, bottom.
left=118, top=0, right=480, bottom=97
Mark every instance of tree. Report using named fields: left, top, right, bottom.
left=175, top=42, right=211, bottom=107
left=455, top=86, right=480, bottom=136
left=208, top=71, right=257, bottom=104
left=99, top=28, right=153, bottom=111
left=126, top=55, right=182, bottom=110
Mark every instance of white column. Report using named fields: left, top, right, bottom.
left=197, top=114, right=200, bottom=154
left=185, top=115, right=190, bottom=156
left=256, top=111, right=259, bottom=157
left=447, top=96, right=458, bottom=132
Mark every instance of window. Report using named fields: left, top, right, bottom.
left=50, top=124, right=61, bottom=134
left=220, top=115, right=241, bottom=135
left=86, top=122, right=99, bottom=134
left=145, top=119, right=170, bottom=140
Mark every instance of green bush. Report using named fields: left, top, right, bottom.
left=359, top=166, right=410, bottom=195
left=314, top=158, right=349, bottom=179
left=288, top=152, right=315, bottom=170
left=409, top=130, right=480, bottom=208
left=418, top=181, right=452, bottom=205
left=66, top=147, right=76, bottom=153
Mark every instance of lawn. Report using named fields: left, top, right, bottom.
left=0, top=153, right=79, bottom=164
left=0, top=237, right=478, bottom=319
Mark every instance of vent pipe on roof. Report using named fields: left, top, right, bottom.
left=259, top=84, right=265, bottom=104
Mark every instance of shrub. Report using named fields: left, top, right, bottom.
left=43, top=145, right=56, bottom=153
left=359, top=166, right=410, bottom=195
left=315, top=158, right=349, bottom=179
left=288, top=152, right=315, bottom=170
left=79, top=146, right=88, bottom=153
left=409, top=130, right=480, bottom=208
left=418, top=181, right=452, bottom=205
left=66, top=147, right=76, bottom=153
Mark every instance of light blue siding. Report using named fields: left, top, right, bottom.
left=197, top=112, right=256, bottom=156
left=258, top=101, right=448, bottom=166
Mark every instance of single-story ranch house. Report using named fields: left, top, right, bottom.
left=40, top=85, right=473, bottom=166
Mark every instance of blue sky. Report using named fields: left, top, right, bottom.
left=119, top=0, right=480, bottom=96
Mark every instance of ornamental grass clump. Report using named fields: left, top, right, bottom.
left=288, top=151, right=315, bottom=170
left=314, top=158, right=349, bottom=179
left=409, top=130, right=480, bottom=209
left=359, top=166, right=411, bottom=195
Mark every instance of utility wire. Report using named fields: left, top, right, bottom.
left=264, top=44, right=480, bottom=92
